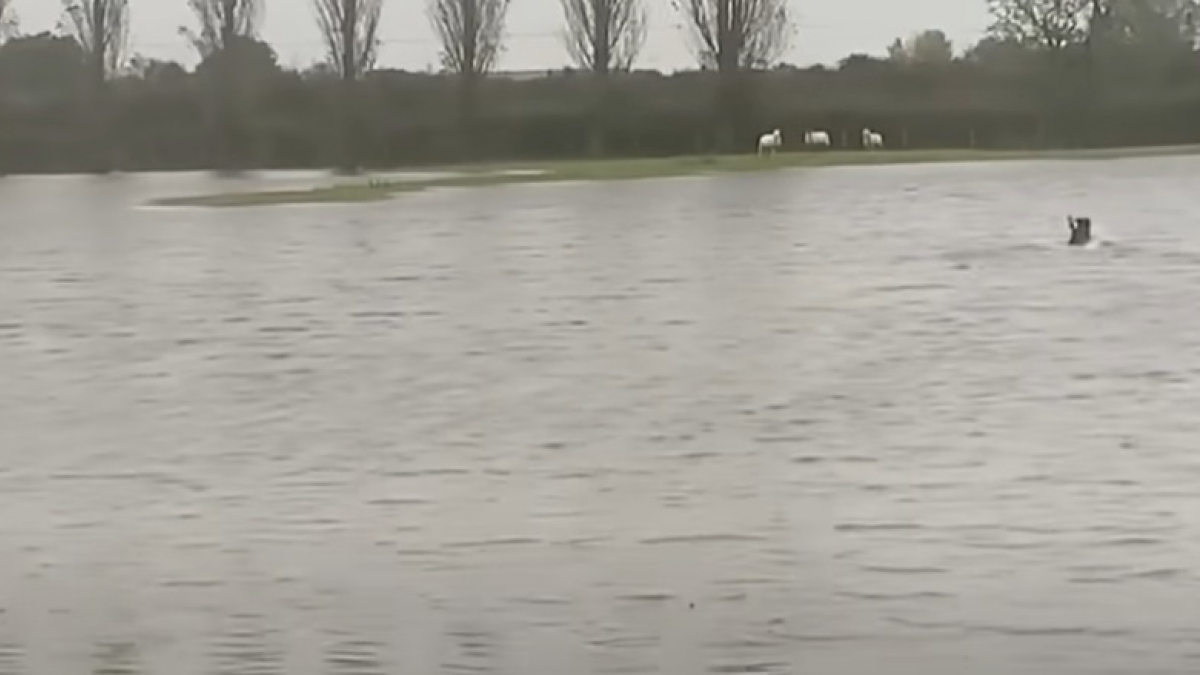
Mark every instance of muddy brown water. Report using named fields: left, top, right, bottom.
left=2, top=157, right=1200, bottom=675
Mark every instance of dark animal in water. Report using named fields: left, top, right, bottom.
left=1067, top=216, right=1092, bottom=246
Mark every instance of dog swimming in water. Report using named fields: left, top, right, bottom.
left=1067, top=216, right=1092, bottom=246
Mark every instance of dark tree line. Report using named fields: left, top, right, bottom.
left=0, top=0, right=1198, bottom=175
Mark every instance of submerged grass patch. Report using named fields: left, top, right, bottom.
left=150, top=144, right=1200, bottom=208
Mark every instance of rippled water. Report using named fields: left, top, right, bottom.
left=3, top=157, right=1200, bottom=675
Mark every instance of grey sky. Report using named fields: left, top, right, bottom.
left=10, top=0, right=989, bottom=72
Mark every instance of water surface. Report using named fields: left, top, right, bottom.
left=2, top=157, right=1200, bottom=675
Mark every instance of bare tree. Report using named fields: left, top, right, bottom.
left=559, top=0, right=645, bottom=156
left=181, top=0, right=265, bottom=172
left=428, top=0, right=511, bottom=159
left=60, top=0, right=130, bottom=86
left=669, top=0, right=791, bottom=152
left=560, top=0, right=646, bottom=73
left=0, top=0, right=17, bottom=42
left=181, top=0, right=263, bottom=58
left=428, top=0, right=512, bottom=76
left=986, top=0, right=1093, bottom=51
left=314, top=0, right=383, bottom=82
left=60, top=0, right=129, bottom=172
left=671, top=0, right=792, bottom=71
left=987, top=0, right=1111, bottom=145
left=313, top=0, right=384, bottom=172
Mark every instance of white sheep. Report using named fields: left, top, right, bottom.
left=757, top=129, right=783, bottom=155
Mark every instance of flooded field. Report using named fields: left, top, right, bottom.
left=2, top=156, right=1200, bottom=675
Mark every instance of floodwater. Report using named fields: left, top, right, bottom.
left=2, top=156, right=1200, bottom=675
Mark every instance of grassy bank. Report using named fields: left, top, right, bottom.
left=149, top=144, right=1200, bottom=208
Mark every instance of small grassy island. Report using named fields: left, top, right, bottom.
left=149, top=145, right=1200, bottom=209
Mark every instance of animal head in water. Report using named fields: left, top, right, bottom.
left=1067, top=216, right=1092, bottom=245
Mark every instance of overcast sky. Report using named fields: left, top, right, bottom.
left=8, top=0, right=990, bottom=72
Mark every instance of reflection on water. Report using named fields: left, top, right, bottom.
left=93, top=642, right=141, bottom=675
left=2, top=156, right=1200, bottom=675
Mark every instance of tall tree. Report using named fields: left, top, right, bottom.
left=428, top=0, right=512, bottom=158
left=986, top=0, right=1092, bottom=52
left=60, top=0, right=129, bottom=171
left=987, top=0, right=1097, bottom=143
left=561, top=0, right=646, bottom=74
left=181, top=0, right=263, bottom=58
left=314, top=0, right=383, bottom=82
left=428, top=0, right=511, bottom=74
left=1090, top=0, right=1199, bottom=93
left=313, top=0, right=384, bottom=171
left=1103, top=0, right=1198, bottom=48
left=61, top=0, right=129, bottom=89
left=0, top=0, right=16, bottom=43
left=560, top=0, right=645, bottom=156
left=1081, top=0, right=1116, bottom=140
left=181, top=0, right=265, bottom=171
left=672, top=0, right=792, bottom=71
left=671, top=0, right=792, bottom=151
left=888, top=29, right=955, bottom=65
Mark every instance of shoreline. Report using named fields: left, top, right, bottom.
left=144, top=144, right=1200, bottom=209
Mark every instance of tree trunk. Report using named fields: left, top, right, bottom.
left=90, top=65, right=114, bottom=173
left=338, top=0, right=360, bottom=173
left=714, top=72, right=737, bottom=153
left=458, top=72, right=479, bottom=161
left=588, top=72, right=610, bottom=157
left=218, top=58, right=243, bottom=172
left=338, top=79, right=360, bottom=173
